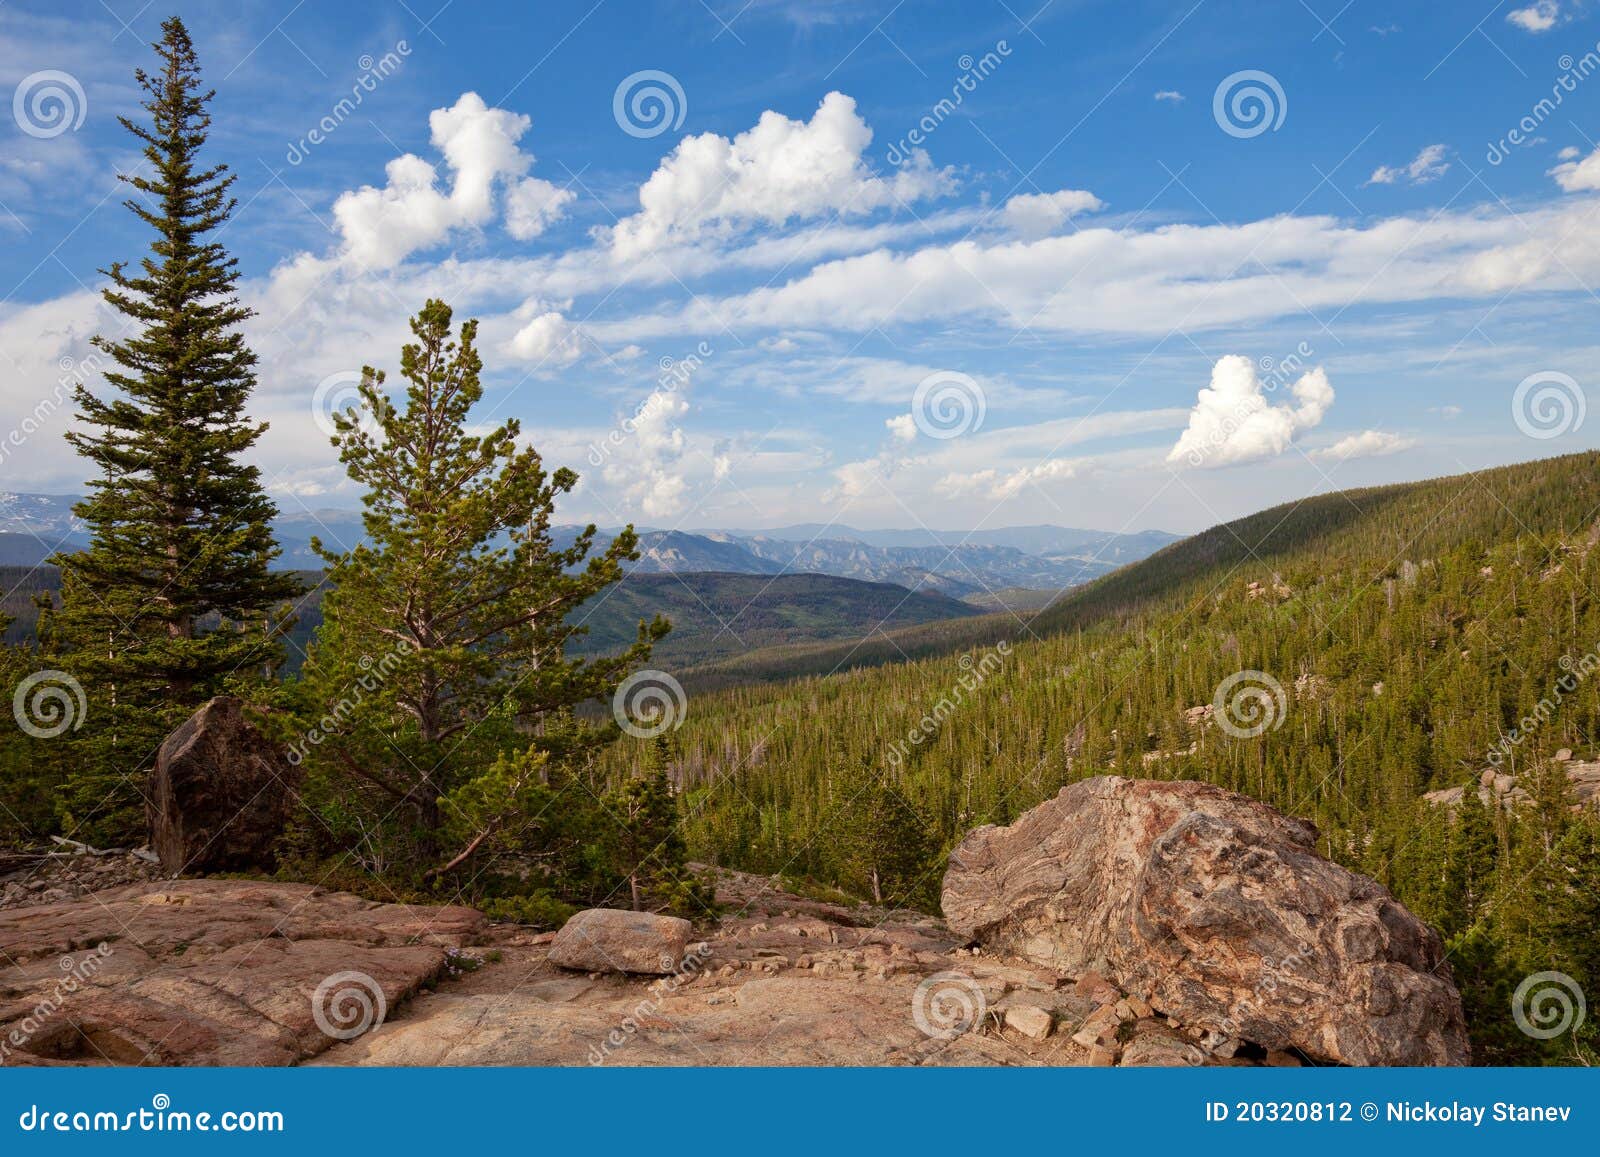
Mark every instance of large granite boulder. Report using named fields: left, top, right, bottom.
left=147, top=697, right=298, bottom=875
left=942, top=775, right=1470, bottom=1066
left=547, top=908, right=692, bottom=975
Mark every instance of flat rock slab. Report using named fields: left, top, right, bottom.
left=0, top=880, right=484, bottom=1066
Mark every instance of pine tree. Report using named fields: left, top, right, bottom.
left=49, top=17, right=297, bottom=840
left=602, top=736, right=687, bottom=911
left=833, top=753, right=937, bottom=907
left=296, top=299, right=667, bottom=863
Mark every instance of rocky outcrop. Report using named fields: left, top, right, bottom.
left=0, top=851, right=1473, bottom=1067
left=147, top=697, right=299, bottom=874
left=0, top=880, right=484, bottom=1066
left=1423, top=761, right=1600, bottom=812
left=942, top=776, right=1470, bottom=1066
left=547, top=908, right=693, bottom=975
left=0, top=869, right=1306, bottom=1068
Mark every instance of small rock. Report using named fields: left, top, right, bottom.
left=1004, top=1004, right=1054, bottom=1041
left=1087, top=1044, right=1119, bottom=1066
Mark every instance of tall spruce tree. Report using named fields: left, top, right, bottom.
left=50, top=17, right=296, bottom=839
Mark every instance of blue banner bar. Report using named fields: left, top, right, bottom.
left=2, top=1067, right=1594, bottom=1152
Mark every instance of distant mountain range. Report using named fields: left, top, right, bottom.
left=0, top=492, right=1177, bottom=598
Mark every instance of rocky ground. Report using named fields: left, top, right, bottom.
left=0, top=846, right=163, bottom=909
left=0, top=860, right=1280, bottom=1068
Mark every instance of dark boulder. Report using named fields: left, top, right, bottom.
left=147, top=697, right=298, bottom=874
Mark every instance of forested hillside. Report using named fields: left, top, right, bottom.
left=621, top=452, right=1600, bottom=1063
left=566, top=572, right=979, bottom=668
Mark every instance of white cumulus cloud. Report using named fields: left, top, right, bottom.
left=1001, top=188, right=1104, bottom=238
left=885, top=412, right=918, bottom=442
left=938, top=457, right=1078, bottom=499
left=1167, top=355, right=1334, bottom=468
left=1550, top=143, right=1600, bottom=191
left=1367, top=144, right=1449, bottom=186
left=332, top=92, right=573, bottom=269
left=606, top=91, right=954, bottom=258
left=508, top=308, right=585, bottom=367
left=601, top=388, right=692, bottom=517
left=1312, top=429, right=1417, bottom=461
left=1507, top=2, right=1560, bottom=32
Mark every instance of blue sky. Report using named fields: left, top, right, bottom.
left=3, top=0, right=1600, bottom=535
